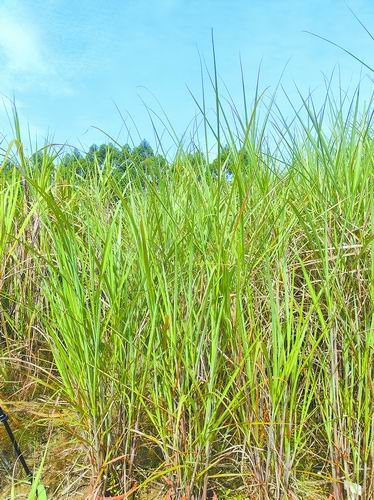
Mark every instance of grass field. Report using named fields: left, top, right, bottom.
left=0, top=72, right=373, bottom=499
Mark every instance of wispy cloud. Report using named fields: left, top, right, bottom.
left=0, top=14, right=47, bottom=72
left=0, top=3, right=72, bottom=97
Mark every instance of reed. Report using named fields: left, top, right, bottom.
left=0, top=68, right=373, bottom=499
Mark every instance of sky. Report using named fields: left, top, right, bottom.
left=0, top=0, right=373, bottom=154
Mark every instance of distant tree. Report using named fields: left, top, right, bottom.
left=117, top=144, right=134, bottom=172
left=86, top=143, right=127, bottom=169
left=59, top=139, right=168, bottom=182
left=132, top=139, right=154, bottom=162
left=209, top=145, right=232, bottom=179
left=184, top=147, right=205, bottom=167
left=87, top=144, right=99, bottom=162
left=60, top=147, right=82, bottom=165
left=30, top=149, right=44, bottom=168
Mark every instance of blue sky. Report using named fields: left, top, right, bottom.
left=0, top=0, right=373, bottom=153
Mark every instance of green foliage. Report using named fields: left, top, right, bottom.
left=0, top=80, right=373, bottom=499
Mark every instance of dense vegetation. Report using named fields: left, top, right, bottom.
left=0, top=76, right=373, bottom=499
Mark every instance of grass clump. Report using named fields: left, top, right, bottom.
left=0, top=70, right=373, bottom=499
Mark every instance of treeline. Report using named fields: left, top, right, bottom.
left=1, top=137, right=239, bottom=182
left=56, top=139, right=168, bottom=178
left=60, top=141, right=236, bottom=178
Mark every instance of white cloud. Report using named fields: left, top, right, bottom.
left=0, top=14, right=48, bottom=74
left=0, top=4, right=72, bottom=96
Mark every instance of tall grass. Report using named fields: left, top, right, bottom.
left=0, top=72, right=373, bottom=499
